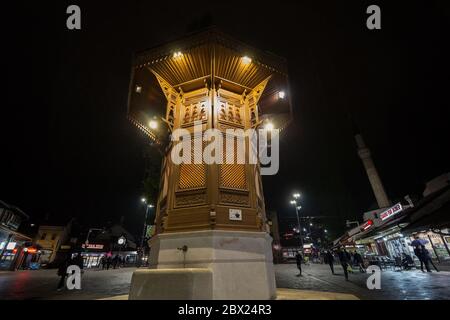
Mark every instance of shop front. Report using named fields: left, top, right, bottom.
left=410, top=229, right=450, bottom=262
left=0, top=202, right=31, bottom=271
left=80, top=243, right=138, bottom=268
left=0, top=227, right=32, bottom=271
left=382, top=232, right=415, bottom=259
left=282, top=246, right=302, bottom=261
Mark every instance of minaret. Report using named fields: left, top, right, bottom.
left=352, top=119, right=390, bottom=208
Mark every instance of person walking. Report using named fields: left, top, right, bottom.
left=57, top=254, right=72, bottom=291
left=353, top=251, right=365, bottom=273
left=100, top=256, right=106, bottom=270
left=106, top=256, right=112, bottom=270
left=73, top=252, right=84, bottom=270
left=295, top=251, right=303, bottom=277
left=112, top=255, right=119, bottom=269
left=421, top=245, right=439, bottom=272
left=337, top=247, right=349, bottom=281
left=325, top=250, right=335, bottom=275
left=414, top=245, right=427, bottom=272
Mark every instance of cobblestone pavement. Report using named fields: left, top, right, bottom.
left=275, top=263, right=450, bottom=300
left=0, top=263, right=449, bottom=300
left=0, top=268, right=135, bottom=300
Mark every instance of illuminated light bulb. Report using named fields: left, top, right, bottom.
left=265, top=122, right=274, bottom=131
left=173, top=51, right=183, bottom=58
left=242, top=56, right=252, bottom=64
left=149, top=120, right=158, bottom=129
left=278, top=91, right=286, bottom=99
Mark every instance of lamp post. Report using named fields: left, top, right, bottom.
left=290, top=193, right=304, bottom=252
left=139, top=198, right=154, bottom=265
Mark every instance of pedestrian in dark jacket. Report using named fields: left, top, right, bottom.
left=295, top=251, right=303, bottom=277
left=337, top=248, right=349, bottom=281
left=112, top=255, right=119, bottom=269
left=73, top=253, right=84, bottom=270
left=353, top=252, right=365, bottom=273
left=100, top=256, right=106, bottom=270
left=106, top=256, right=112, bottom=270
left=324, top=250, right=335, bottom=274
left=414, top=246, right=427, bottom=272
left=57, top=255, right=72, bottom=291
left=421, top=245, right=439, bottom=272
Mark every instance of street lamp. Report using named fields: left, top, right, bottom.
left=139, top=200, right=154, bottom=265
left=290, top=198, right=304, bottom=251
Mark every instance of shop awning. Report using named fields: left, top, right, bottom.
left=401, top=200, right=450, bottom=233
left=0, top=225, right=32, bottom=242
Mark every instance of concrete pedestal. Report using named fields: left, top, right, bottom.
left=129, top=230, right=276, bottom=300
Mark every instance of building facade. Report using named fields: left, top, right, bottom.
left=0, top=200, right=32, bottom=270
left=35, top=221, right=73, bottom=267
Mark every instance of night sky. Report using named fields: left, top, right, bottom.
left=2, top=1, right=449, bottom=239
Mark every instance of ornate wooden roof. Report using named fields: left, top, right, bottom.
left=127, top=28, right=292, bottom=144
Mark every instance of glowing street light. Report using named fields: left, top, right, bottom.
left=293, top=193, right=300, bottom=199
left=278, top=91, right=286, bottom=99
left=141, top=197, right=147, bottom=203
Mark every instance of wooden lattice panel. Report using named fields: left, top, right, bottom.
left=220, top=135, right=246, bottom=189
left=178, top=137, right=206, bottom=189
left=179, top=163, right=206, bottom=189
left=220, top=164, right=246, bottom=189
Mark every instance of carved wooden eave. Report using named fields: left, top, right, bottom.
left=127, top=28, right=292, bottom=146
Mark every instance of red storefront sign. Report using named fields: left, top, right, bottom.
left=81, top=244, right=104, bottom=250
left=361, top=219, right=374, bottom=231
left=380, top=203, right=403, bottom=221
